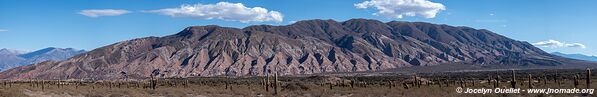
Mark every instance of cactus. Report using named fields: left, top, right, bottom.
left=185, top=79, right=189, bottom=88
left=511, top=70, right=516, bottom=88
left=472, top=78, right=475, bottom=86
left=329, top=82, right=333, bottom=90
left=543, top=74, right=547, bottom=86
left=151, top=79, right=156, bottom=90
left=388, top=80, right=393, bottom=89
left=274, top=73, right=279, bottom=95
left=574, top=73, right=580, bottom=88
left=493, top=75, right=500, bottom=88
left=528, top=74, right=533, bottom=88
left=487, top=75, right=492, bottom=86
left=350, top=80, right=355, bottom=89
left=40, top=80, right=44, bottom=91
left=413, top=75, right=418, bottom=88
left=435, top=78, right=440, bottom=87
left=587, top=68, right=591, bottom=88
left=225, top=80, right=229, bottom=89
left=556, top=73, right=561, bottom=87
left=403, top=83, right=409, bottom=89
left=413, top=75, right=421, bottom=88
left=263, top=78, right=267, bottom=90
left=459, top=78, right=464, bottom=88
left=266, top=74, right=270, bottom=92
left=537, top=75, right=541, bottom=86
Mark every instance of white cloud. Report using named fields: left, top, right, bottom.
left=565, top=43, right=586, bottom=48
left=0, top=29, right=7, bottom=32
left=145, top=2, right=283, bottom=23
left=533, top=40, right=586, bottom=48
left=533, top=40, right=564, bottom=48
left=79, top=9, right=130, bottom=18
left=355, top=0, right=446, bottom=19
left=289, top=20, right=297, bottom=24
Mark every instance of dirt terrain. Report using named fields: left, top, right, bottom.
left=1, top=69, right=595, bottom=97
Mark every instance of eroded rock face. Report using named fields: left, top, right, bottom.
left=0, top=19, right=565, bottom=80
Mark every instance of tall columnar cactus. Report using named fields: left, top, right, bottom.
left=488, top=75, right=492, bottom=86
left=414, top=75, right=420, bottom=88
left=225, top=80, right=229, bottom=89
left=543, top=74, right=547, bottom=86
left=151, top=79, right=156, bottom=90
left=437, top=78, right=442, bottom=87
left=266, top=74, right=270, bottom=92
left=388, top=80, right=393, bottom=89
left=350, top=79, right=355, bottom=89
left=460, top=78, right=464, bottom=88
left=495, top=75, right=500, bottom=88
left=574, top=74, right=580, bottom=88
left=472, top=78, right=475, bottom=86
left=41, top=80, right=45, bottom=91
left=185, top=79, right=189, bottom=88
left=528, top=74, right=533, bottom=88
left=587, top=68, right=591, bottom=88
left=329, top=82, right=333, bottom=90
left=511, top=70, right=516, bottom=88
left=556, top=72, right=561, bottom=87
left=262, top=78, right=266, bottom=90
left=274, top=73, right=279, bottom=95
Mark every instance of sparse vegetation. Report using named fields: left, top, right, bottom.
left=0, top=69, right=595, bottom=97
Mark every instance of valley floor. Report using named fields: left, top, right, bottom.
left=0, top=69, right=596, bottom=97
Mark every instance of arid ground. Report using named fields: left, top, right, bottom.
left=1, top=69, right=595, bottom=97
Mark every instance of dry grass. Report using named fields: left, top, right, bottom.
left=0, top=69, right=595, bottom=97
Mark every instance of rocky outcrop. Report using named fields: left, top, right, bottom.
left=0, top=19, right=569, bottom=80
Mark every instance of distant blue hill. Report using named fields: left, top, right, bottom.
left=551, top=52, right=597, bottom=62
left=0, top=47, right=86, bottom=71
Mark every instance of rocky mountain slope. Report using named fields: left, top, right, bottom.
left=0, top=19, right=577, bottom=80
left=0, top=48, right=85, bottom=71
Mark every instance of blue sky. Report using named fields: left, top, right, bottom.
left=1, top=0, right=596, bottom=56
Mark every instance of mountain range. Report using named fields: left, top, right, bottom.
left=0, top=19, right=593, bottom=80
left=551, top=52, right=597, bottom=62
left=0, top=48, right=86, bottom=71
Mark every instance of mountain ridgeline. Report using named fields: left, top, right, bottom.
left=551, top=52, right=597, bottom=62
left=0, top=48, right=86, bottom=71
left=0, top=19, right=575, bottom=80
